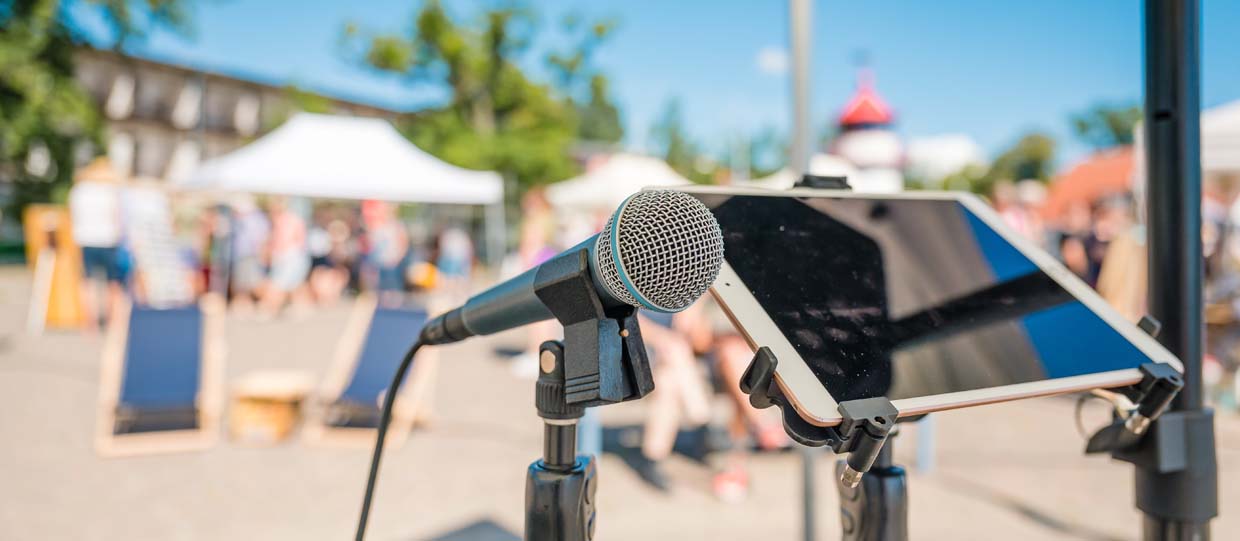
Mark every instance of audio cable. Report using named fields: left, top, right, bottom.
left=354, top=338, right=425, bottom=541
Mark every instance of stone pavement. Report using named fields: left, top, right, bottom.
left=0, top=267, right=1234, bottom=540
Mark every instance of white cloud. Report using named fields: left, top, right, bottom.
left=755, top=46, right=789, bottom=76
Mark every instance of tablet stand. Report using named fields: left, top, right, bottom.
left=739, top=347, right=904, bottom=541
left=740, top=338, right=1184, bottom=541
left=524, top=249, right=654, bottom=541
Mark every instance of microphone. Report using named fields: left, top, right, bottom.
left=420, top=190, right=724, bottom=345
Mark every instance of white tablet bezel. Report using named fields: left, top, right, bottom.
left=673, top=185, right=1183, bottom=427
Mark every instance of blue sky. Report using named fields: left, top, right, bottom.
left=66, top=0, right=1240, bottom=168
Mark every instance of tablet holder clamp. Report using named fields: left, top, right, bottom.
left=741, top=346, right=906, bottom=541
left=1079, top=314, right=1208, bottom=534
left=1083, top=316, right=1183, bottom=455
left=524, top=249, right=654, bottom=541
left=1083, top=362, right=1183, bottom=454
left=740, top=347, right=898, bottom=485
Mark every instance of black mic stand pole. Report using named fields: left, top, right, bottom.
left=525, top=341, right=597, bottom=541
left=522, top=249, right=656, bottom=541
left=1134, top=0, right=1218, bottom=537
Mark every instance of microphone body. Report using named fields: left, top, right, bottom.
left=426, top=238, right=612, bottom=342
left=420, top=190, right=723, bottom=345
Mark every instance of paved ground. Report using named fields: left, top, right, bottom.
left=0, top=266, right=1236, bottom=540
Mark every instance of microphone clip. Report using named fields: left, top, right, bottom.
left=533, top=248, right=655, bottom=407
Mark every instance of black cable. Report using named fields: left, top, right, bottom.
left=354, top=338, right=424, bottom=541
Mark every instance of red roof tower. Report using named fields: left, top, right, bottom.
left=838, top=69, right=894, bottom=129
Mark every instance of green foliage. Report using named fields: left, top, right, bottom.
left=283, top=86, right=334, bottom=114
left=87, top=0, right=194, bottom=50
left=346, top=0, right=613, bottom=192
left=0, top=0, right=103, bottom=208
left=258, top=85, right=335, bottom=132
left=977, top=131, right=1056, bottom=194
left=649, top=98, right=712, bottom=183
left=576, top=75, right=622, bottom=143
left=937, top=163, right=990, bottom=192
left=747, top=127, right=786, bottom=178
left=1071, top=102, right=1141, bottom=150
left=0, top=0, right=191, bottom=213
left=716, top=127, right=784, bottom=181
left=545, top=12, right=622, bottom=144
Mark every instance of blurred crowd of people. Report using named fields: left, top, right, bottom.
left=513, top=187, right=788, bottom=502
left=991, top=178, right=1240, bottom=411
left=62, top=170, right=1240, bottom=502
left=68, top=175, right=475, bottom=329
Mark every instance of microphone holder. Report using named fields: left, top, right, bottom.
left=525, top=248, right=655, bottom=541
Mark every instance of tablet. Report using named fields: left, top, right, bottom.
left=677, top=186, right=1182, bottom=426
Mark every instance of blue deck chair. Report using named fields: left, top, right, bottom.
left=325, top=306, right=428, bottom=429
left=112, top=305, right=203, bottom=434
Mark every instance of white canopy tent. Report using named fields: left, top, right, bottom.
left=179, top=113, right=503, bottom=204
left=546, top=153, right=691, bottom=212
left=178, top=112, right=506, bottom=262
left=1202, top=99, right=1240, bottom=174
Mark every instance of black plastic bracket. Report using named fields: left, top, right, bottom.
left=1084, top=362, right=1183, bottom=454
left=533, top=248, right=654, bottom=407
left=740, top=346, right=897, bottom=485
left=527, top=341, right=597, bottom=541
left=794, top=173, right=853, bottom=190
left=1081, top=313, right=1216, bottom=522
left=1082, top=315, right=1173, bottom=453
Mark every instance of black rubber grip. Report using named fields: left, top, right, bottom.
left=419, top=308, right=473, bottom=345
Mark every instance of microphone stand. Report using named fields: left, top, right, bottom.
left=523, top=249, right=655, bottom=541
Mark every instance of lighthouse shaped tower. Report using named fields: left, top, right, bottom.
left=831, top=68, right=904, bottom=192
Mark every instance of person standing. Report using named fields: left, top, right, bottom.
left=229, top=197, right=269, bottom=314
left=68, top=175, right=124, bottom=330
left=364, top=201, right=409, bottom=306
left=259, top=197, right=311, bottom=318
left=435, top=225, right=473, bottom=301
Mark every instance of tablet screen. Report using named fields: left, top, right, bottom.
left=692, top=192, right=1157, bottom=402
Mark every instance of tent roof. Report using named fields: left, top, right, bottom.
left=546, top=153, right=690, bottom=211
left=1042, top=147, right=1134, bottom=220
left=1203, top=99, right=1240, bottom=173
left=178, top=113, right=503, bottom=205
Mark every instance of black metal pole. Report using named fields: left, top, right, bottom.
left=1140, top=0, right=1218, bottom=538
left=1146, top=0, right=1204, bottom=413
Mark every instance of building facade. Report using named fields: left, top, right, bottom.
left=73, top=48, right=400, bottom=182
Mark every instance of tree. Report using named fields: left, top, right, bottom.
left=345, top=0, right=594, bottom=192
left=978, top=132, right=1056, bottom=194
left=649, top=98, right=713, bottom=183
left=1071, top=102, right=1142, bottom=150
left=546, top=13, right=622, bottom=144
left=717, top=127, right=784, bottom=182
left=87, top=0, right=194, bottom=51
left=0, top=0, right=191, bottom=211
left=576, top=75, right=622, bottom=144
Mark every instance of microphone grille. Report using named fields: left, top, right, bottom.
left=595, top=190, right=724, bottom=312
